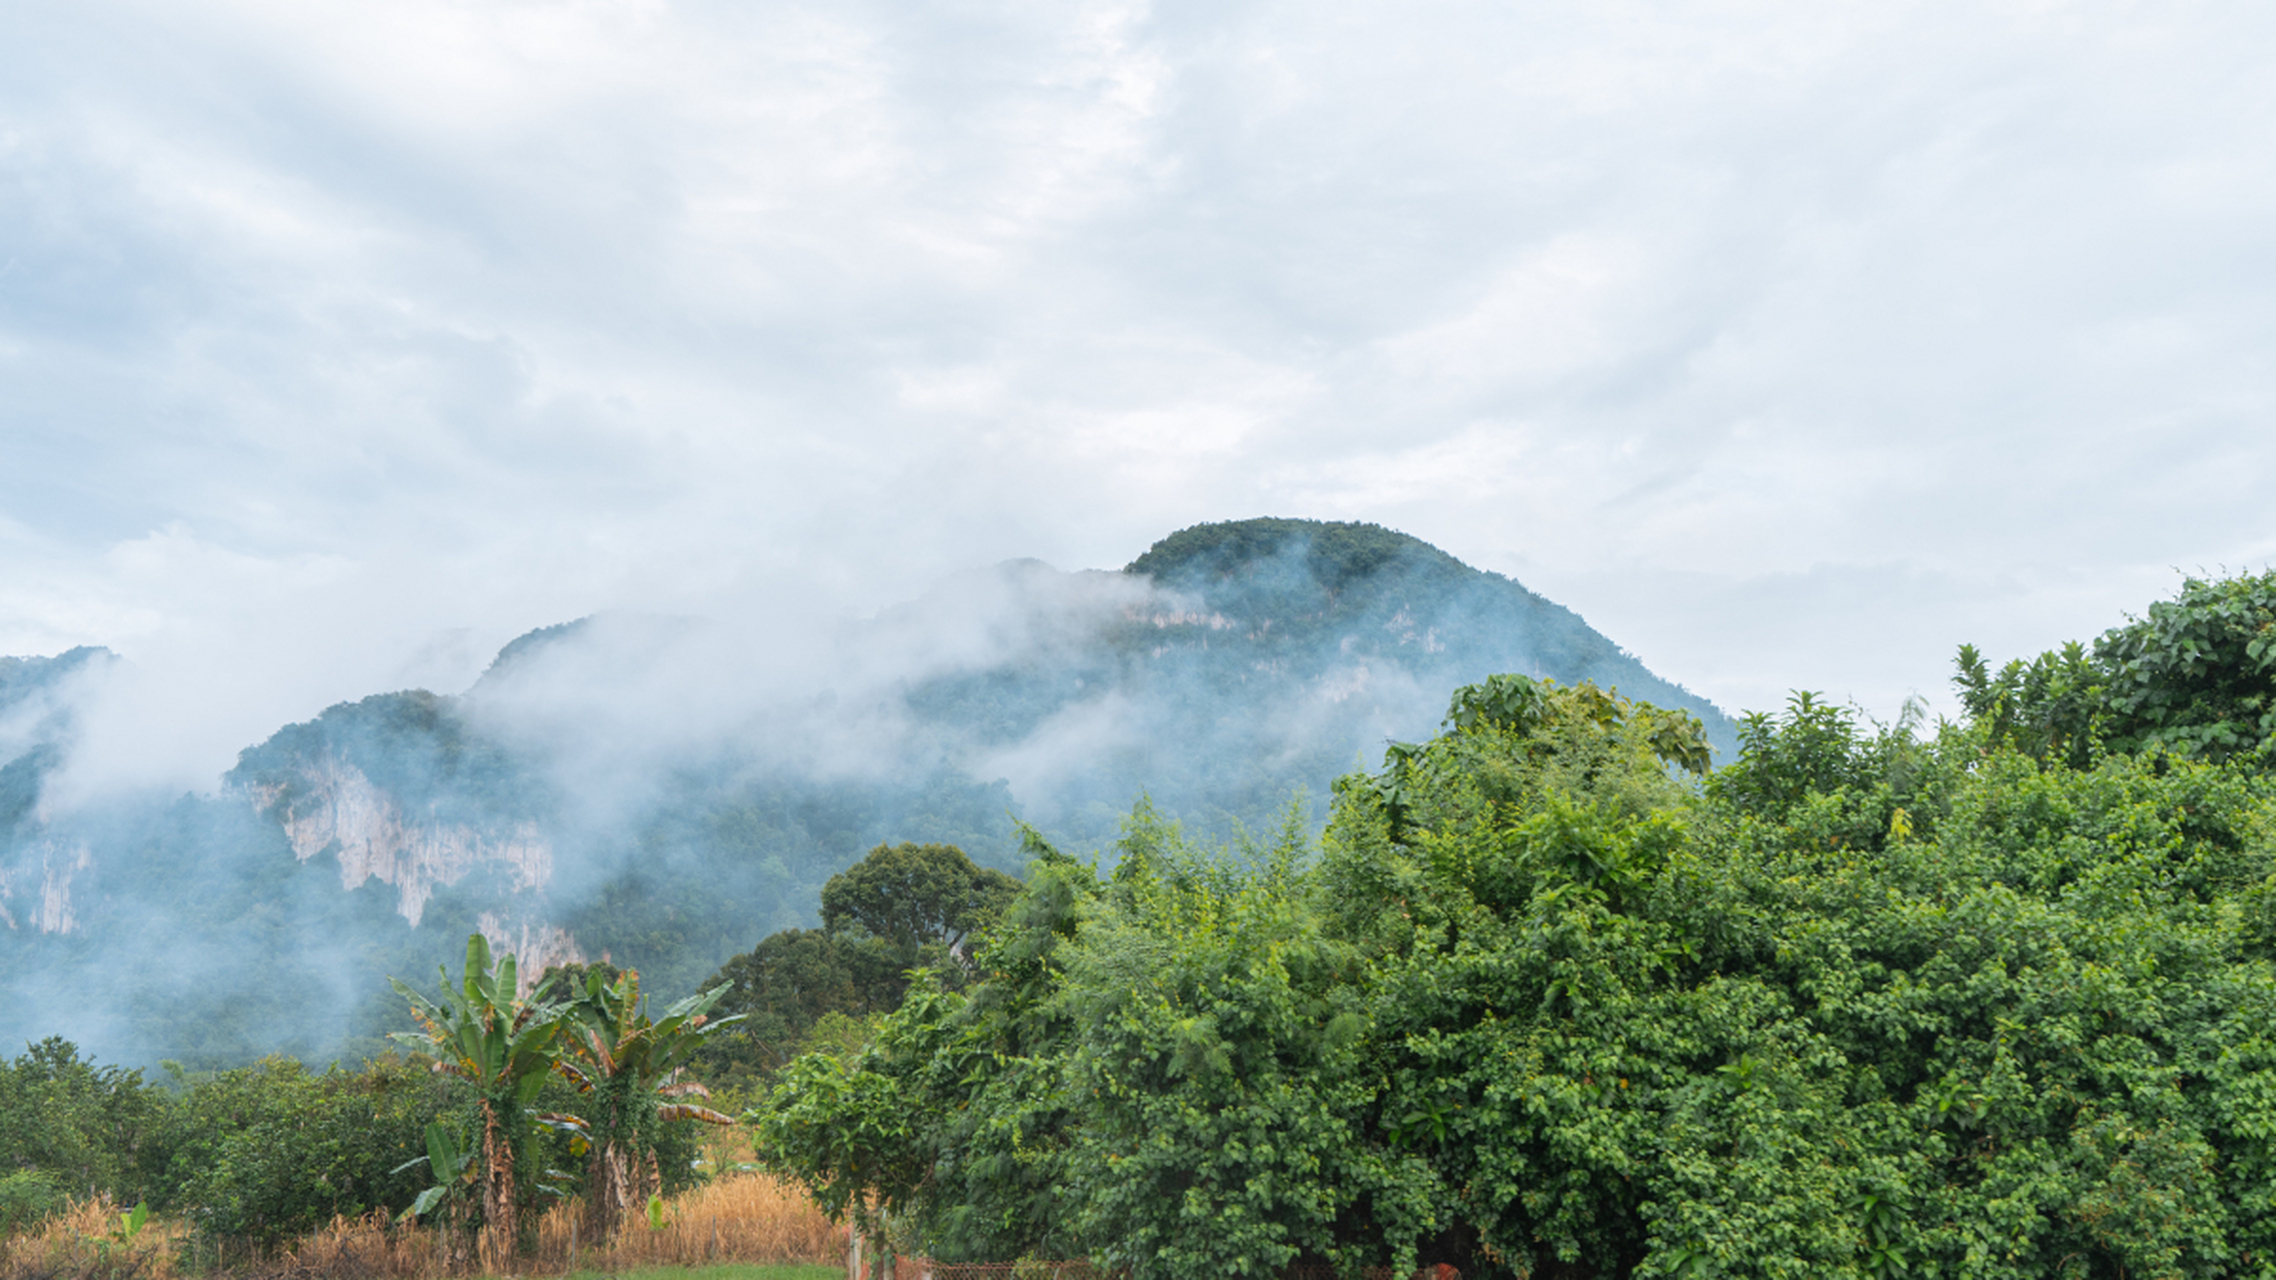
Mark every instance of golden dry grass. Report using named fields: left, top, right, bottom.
left=0, top=1196, right=191, bottom=1280
left=0, top=1176, right=842, bottom=1280
left=537, top=1173, right=844, bottom=1272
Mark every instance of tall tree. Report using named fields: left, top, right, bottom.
left=1955, top=568, right=2276, bottom=767
left=554, top=968, right=739, bottom=1239
left=391, top=935, right=566, bottom=1265
left=821, top=841, right=1023, bottom=957
left=702, top=842, right=1023, bottom=1081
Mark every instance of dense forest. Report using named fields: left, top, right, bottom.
left=747, top=569, right=2276, bottom=1279
left=0, top=519, right=1726, bottom=1070
left=9, top=567, right=2276, bottom=1277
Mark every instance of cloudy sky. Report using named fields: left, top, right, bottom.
left=4, top=0, right=2272, bottom=780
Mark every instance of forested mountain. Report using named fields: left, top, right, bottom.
left=0, top=519, right=1729, bottom=1068
left=755, top=570, right=2276, bottom=1279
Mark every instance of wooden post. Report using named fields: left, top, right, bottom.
left=847, top=1229, right=862, bottom=1280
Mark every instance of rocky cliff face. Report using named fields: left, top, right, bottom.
left=0, top=838, right=90, bottom=934
left=256, top=754, right=554, bottom=928
left=0, top=519, right=1736, bottom=1067
left=248, top=750, right=584, bottom=992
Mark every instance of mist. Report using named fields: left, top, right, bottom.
left=0, top=520, right=1726, bottom=1069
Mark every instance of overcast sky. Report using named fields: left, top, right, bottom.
left=4, top=0, right=2273, bottom=782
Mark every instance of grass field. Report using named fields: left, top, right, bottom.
left=0, top=1175, right=845, bottom=1280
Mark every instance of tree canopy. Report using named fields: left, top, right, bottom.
left=819, top=842, right=1024, bottom=955
left=1957, top=568, right=2276, bottom=768
left=700, top=841, right=1022, bottom=1082
left=750, top=576, right=2276, bottom=1280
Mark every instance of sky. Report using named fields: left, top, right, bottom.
left=4, top=0, right=2274, bottom=791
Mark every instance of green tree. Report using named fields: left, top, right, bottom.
left=821, top=841, right=1023, bottom=958
left=390, top=935, right=567, bottom=1264
left=699, top=929, right=907, bottom=1081
left=554, top=968, right=739, bottom=1239
left=752, top=664, right=2276, bottom=1278
left=1955, top=568, right=2276, bottom=768
left=749, top=827, right=1096, bottom=1263
left=1057, top=819, right=1434, bottom=1280
left=704, top=842, right=1023, bottom=1083
left=156, top=1055, right=458, bottom=1245
left=0, top=1037, right=168, bottom=1213
left=2094, top=569, right=2276, bottom=761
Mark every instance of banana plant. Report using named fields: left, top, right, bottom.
left=553, top=967, right=742, bottom=1238
left=392, top=1121, right=474, bottom=1224
left=391, top=934, right=568, bottom=1262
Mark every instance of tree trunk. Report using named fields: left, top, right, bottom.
left=587, top=1141, right=634, bottom=1241
left=481, top=1099, right=516, bottom=1269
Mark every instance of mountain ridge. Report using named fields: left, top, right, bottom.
left=0, top=519, right=1728, bottom=1067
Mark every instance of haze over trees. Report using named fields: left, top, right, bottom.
left=7, top=567, right=2276, bottom=1277
left=751, top=569, right=2276, bottom=1280
left=697, top=841, right=1022, bottom=1081
left=0, top=519, right=1722, bottom=1070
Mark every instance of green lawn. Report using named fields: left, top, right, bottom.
left=563, top=1265, right=840, bottom=1280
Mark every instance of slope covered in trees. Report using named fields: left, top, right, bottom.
left=10, top=568, right=2276, bottom=1278
left=752, top=570, right=2276, bottom=1280
left=0, top=519, right=1719, bottom=1069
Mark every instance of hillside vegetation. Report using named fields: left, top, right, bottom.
left=9, top=569, right=2276, bottom=1278
left=0, top=519, right=1720, bottom=1070
left=751, top=570, right=2276, bottom=1280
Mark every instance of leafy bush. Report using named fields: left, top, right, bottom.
left=753, top=661, right=2276, bottom=1280
left=154, top=1055, right=466, bottom=1245
left=0, top=1037, right=169, bottom=1216
left=0, top=1170, right=64, bottom=1235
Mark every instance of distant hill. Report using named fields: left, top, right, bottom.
left=1125, top=518, right=1728, bottom=750
left=0, top=519, right=1728, bottom=1067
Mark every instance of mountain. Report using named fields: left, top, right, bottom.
left=0, top=519, right=1730, bottom=1067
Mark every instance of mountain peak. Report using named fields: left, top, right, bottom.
left=1127, top=517, right=1462, bottom=592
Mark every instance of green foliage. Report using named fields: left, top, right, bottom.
left=820, top=843, right=1023, bottom=956
left=390, top=935, right=566, bottom=1111
left=110, top=1199, right=146, bottom=1242
left=1347, top=676, right=1705, bottom=861
left=747, top=838, right=1099, bottom=1259
left=390, top=934, right=572, bottom=1256
left=156, top=1053, right=465, bottom=1244
left=554, top=967, right=740, bottom=1237
left=698, top=930, right=906, bottom=1081
left=1955, top=641, right=2100, bottom=768
left=33, top=568, right=2276, bottom=1274
left=2096, top=570, right=2276, bottom=762
left=0, top=1037, right=169, bottom=1213
left=1957, top=568, right=2276, bottom=769
left=399, top=1120, right=474, bottom=1224
left=1058, top=823, right=1429, bottom=1280
left=0, top=997, right=707, bottom=1251
left=751, top=667, right=2276, bottom=1279
left=0, top=1170, right=65, bottom=1235
left=702, top=843, right=1021, bottom=1084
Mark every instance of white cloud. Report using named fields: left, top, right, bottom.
left=4, top=0, right=2275, bottom=770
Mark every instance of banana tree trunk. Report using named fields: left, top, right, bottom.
left=481, top=1099, right=517, bottom=1268
left=587, top=1140, right=634, bottom=1241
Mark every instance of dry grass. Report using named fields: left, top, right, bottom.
left=0, top=1177, right=842, bottom=1280
left=537, top=1174, right=844, bottom=1272
left=0, top=1196, right=192, bottom=1280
